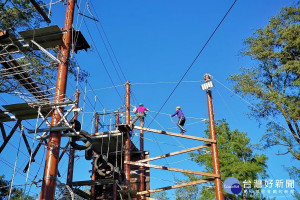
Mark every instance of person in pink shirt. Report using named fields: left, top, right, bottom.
left=131, top=103, right=149, bottom=128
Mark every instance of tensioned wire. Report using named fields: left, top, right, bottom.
left=147, top=0, right=238, bottom=127
left=82, top=17, right=124, bottom=104
left=212, top=77, right=294, bottom=136
left=8, top=131, right=22, bottom=199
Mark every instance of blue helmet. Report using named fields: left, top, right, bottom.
left=139, top=103, right=143, bottom=106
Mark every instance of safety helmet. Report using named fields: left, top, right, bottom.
left=176, top=106, right=181, bottom=109
left=139, top=103, right=143, bottom=106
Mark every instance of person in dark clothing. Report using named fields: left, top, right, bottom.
left=70, top=118, right=81, bottom=132
left=170, top=106, right=186, bottom=134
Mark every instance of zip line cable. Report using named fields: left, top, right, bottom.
left=147, top=0, right=238, bottom=127
left=91, top=15, right=124, bottom=86
left=89, top=0, right=127, bottom=82
left=82, top=19, right=124, bottom=104
left=212, top=77, right=294, bottom=136
left=88, top=0, right=140, bottom=104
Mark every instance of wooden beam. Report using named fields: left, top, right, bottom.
left=137, top=144, right=210, bottom=163
left=0, top=119, right=21, bottom=154
left=137, top=179, right=213, bottom=195
left=0, top=122, right=6, bottom=139
left=29, top=0, right=51, bottom=23
left=124, top=161, right=219, bottom=178
left=59, top=141, right=70, bottom=162
left=23, top=139, right=47, bottom=173
left=134, top=126, right=216, bottom=143
left=20, top=124, right=34, bottom=161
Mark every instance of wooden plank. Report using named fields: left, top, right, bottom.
left=134, top=126, right=215, bottom=143
left=136, top=144, right=210, bottom=163
left=137, top=179, right=213, bottom=195
left=124, top=161, right=219, bottom=178
left=71, top=179, right=117, bottom=186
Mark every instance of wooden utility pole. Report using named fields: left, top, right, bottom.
left=204, top=73, right=224, bottom=200
left=40, top=0, right=75, bottom=199
left=139, top=120, right=145, bottom=198
left=124, top=81, right=131, bottom=187
left=67, top=89, right=80, bottom=184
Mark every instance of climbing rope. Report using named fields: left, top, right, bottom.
left=8, top=131, right=22, bottom=200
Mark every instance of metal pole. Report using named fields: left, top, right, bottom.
left=139, top=120, right=145, bottom=198
left=40, top=0, right=75, bottom=199
left=124, top=81, right=131, bottom=187
left=204, top=73, right=224, bottom=200
left=67, top=89, right=80, bottom=184
left=91, top=113, right=99, bottom=197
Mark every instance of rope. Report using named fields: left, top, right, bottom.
left=8, top=131, right=22, bottom=199
left=82, top=18, right=124, bottom=104
left=90, top=1, right=127, bottom=82
left=212, top=77, right=293, bottom=135
left=169, top=115, right=177, bottom=125
left=147, top=0, right=238, bottom=127
left=24, top=106, right=41, bottom=195
left=48, top=0, right=53, bottom=18
left=81, top=81, right=88, bottom=129
left=90, top=95, right=97, bottom=134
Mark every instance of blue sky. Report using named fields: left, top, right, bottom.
left=0, top=0, right=298, bottom=199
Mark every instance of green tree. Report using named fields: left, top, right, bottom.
left=229, top=5, right=299, bottom=160
left=150, top=191, right=169, bottom=200
left=182, top=120, right=268, bottom=200
left=0, top=175, right=34, bottom=200
left=0, top=0, right=88, bottom=94
left=174, top=174, right=199, bottom=200
left=0, top=0, right=44, bottom=31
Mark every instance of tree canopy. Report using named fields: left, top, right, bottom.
left=0, top=175, right=34, bottom=200
left=0, top=0, right=88, bottom=94
left=180, top=120, right=269, bottom=200
left=229, top=5, right=299, bottom=160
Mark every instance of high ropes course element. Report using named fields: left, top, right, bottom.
left=0, top=0, right=239, bottom=199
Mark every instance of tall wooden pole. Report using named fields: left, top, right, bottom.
left=40, top=0, right=76, bottom=199
left=204, top=73, right=224, bottom=200
left=91, top=113, right=99, bottom=196
left=139, top=120, right=145, bottom=198
left=67, top=89, right=80, bottom=184
left=124, top=81, right=131, bottom=187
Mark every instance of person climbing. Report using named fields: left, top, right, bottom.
left=170, top=106, right=186, bottom=134
left=131, top=103, right=149, bottom=128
